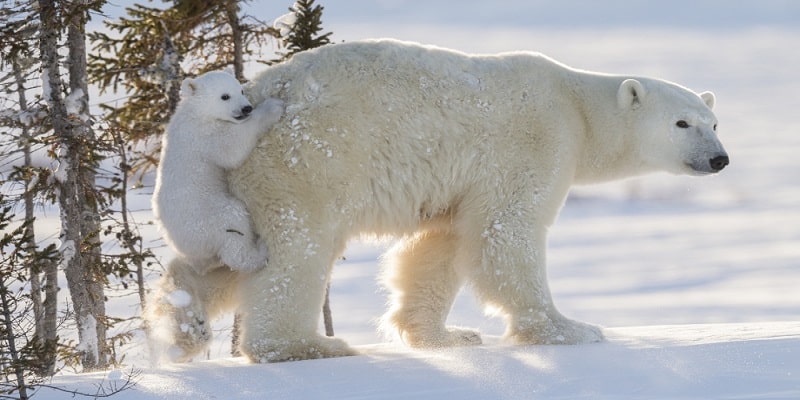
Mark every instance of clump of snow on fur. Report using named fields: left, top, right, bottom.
left=166, top=290, right=192, bottom=308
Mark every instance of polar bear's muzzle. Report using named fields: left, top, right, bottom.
left=687, top=153, right=729, bottom=175
left=709, top=154, right=730, bottom=172
left=234, top=105, right=254, bottom=121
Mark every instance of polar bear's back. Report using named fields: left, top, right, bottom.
left=249, top=39, right=567, bottom=116
left=237, top=39, right=575, bottom=235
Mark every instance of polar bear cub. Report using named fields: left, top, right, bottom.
left=153, top=71, right=283, bottom=274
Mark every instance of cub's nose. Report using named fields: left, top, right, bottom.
left=241, top=105, right=253, bottom=116
left=709, top=155, right=729, bottom=172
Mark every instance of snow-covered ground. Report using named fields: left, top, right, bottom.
left=22, top=1, right=800, bottom=399
left=37, top=322, right=800, bottom=399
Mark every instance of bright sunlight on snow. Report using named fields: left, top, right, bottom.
left=25, top=1, right=800, bottom=399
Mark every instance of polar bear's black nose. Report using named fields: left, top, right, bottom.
left=241, top=105, right=253, bottom=116
left=709, top=155, right=729, bottom=172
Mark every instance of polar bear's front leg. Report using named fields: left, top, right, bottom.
left=236, top=220, right=357, bottom=362
left=465, top=210, right=604, bottom=346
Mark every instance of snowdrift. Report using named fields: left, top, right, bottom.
left=40, top=322, right=799, bottom=400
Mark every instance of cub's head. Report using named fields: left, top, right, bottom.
left=179, top=71, right=253, bottom=123
left=617, top=78, right=729, bottom=176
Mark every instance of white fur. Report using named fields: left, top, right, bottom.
left=145, top=258, right=243, bottom=363
left=152, top=39, right=728, bottom=362
left=152, top=71, right=284, bottom=274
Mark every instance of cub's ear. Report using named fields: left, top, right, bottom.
left=617, top=79, right=646, bottom=110
left=700, top=91, right=715, bottom=109
left=180, top=78, right=197, bottom=98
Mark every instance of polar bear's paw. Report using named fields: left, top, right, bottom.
left=254, top=98, right=285, bottom=126
left=400, top=326, right=483, bottom=348
left=507, top=314, right=604, bottom=345
left=146, top=288, right=212, bottom=363
left=242, top=335, right=358, bottom=363
left=169, top=312, right=213, bottom=362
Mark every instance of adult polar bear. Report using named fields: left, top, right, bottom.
left=169, top=39, right=728, bottom=362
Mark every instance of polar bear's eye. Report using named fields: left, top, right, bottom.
left=676, top=120, right=689, bottom=128
left=221, top=94, right=230, bottom=101
left=713, top=124, right=718, bottom=131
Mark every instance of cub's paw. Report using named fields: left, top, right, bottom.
left=219, top=236, right=268, bottom=273
left=256, top=98, right=285, bottom=124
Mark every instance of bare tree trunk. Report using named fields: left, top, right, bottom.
left=67, top=4, right=108, bottom=371
left=323, top=284, right=334, bottom=337
left=230, top=313, right=242, bottom=357
left=223, top=1, right=244, bottom=81
left=39, top=0, right=108, bottom=371
left=112, top=129, right=147, bottom=309
left=0, top=282, right=30, bottom=400
left=158, top=20, right=182, bottom=117
left=11, top=50, right=59, bottom=377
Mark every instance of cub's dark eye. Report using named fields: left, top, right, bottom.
left=221, top=94, right=230, bottom=101
left=713, top=124, right=718, bottom=131
left=676, top=120, right=689, bottom=128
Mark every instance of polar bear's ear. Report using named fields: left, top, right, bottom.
left=617, top=79, right=646, bottom=110
left=700, top=91, right=715, bottom=109
left=180, top=78, right=197, bottom=98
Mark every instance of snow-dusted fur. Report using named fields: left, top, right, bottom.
left=145, top=258, right=243, bottom=362
left=152, top=71, right=284, bottom=274
left=156, top=39, right=729, bottom=362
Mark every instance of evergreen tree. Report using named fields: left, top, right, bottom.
left=88, top=0, right=278, bottom=178
left=0, top=194, right=59, bottom=398
left=88, top=4, right=186, bottom=179
left=0, top=0, right=60, bottom=377
left=38, top=0, right=110, bottom=371
left=272, top=0, right=333, bottom=63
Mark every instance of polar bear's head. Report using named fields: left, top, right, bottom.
left=179, top=71, right=253, bottom=123
left=617, top=78, right=729, bottom=176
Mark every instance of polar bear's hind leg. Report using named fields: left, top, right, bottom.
left=382, top=230, right=482, bottom=348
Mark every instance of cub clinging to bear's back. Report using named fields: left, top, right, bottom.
left=152, top=71, right=284, bottom=274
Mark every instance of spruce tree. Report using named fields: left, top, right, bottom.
left=38, top=0, right=110, bottom=371
left=272, top=0, right=333, bottom=63
left=0, top=196, right=59, bottom=398
left=0, top=0, right=60, bottom=376
left=89, top=0, right=278, bottom=177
